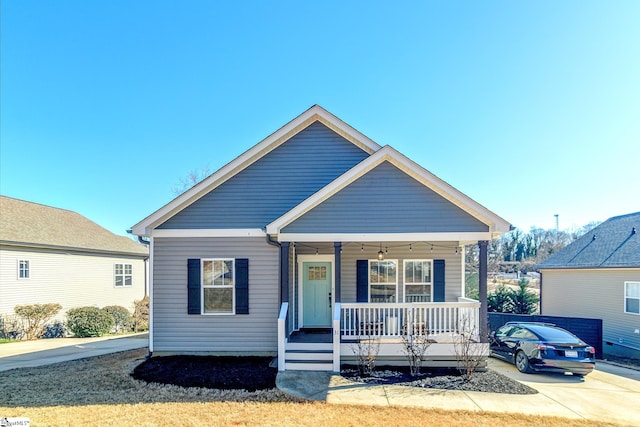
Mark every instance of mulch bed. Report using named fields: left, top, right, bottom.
left=132, top=355, right=277, bottom=391
left=341, top=366, right=537, bottom=394
left=132, top=355, right=536, bottom=395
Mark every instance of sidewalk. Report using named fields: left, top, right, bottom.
left=277, top=358, right=640, bottom=426
left=0, top=333, right=148, bottom=372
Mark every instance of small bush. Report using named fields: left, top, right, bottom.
left=66, top=307, right=114, bottom=337
left=42, top=321, right=66, bottom=338
left=487, top=285, right=513, bottom=313
left=103, top=305, right=133, bottom=333
left=0, top=314, right=25, bottom=340
left=350, top=335, right=380, bottom=376
left=14, top=303, right=62, bottom=340
left=132, top=296, right=149, bottom=332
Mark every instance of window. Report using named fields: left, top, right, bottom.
left=115, top=263, right=133, bottom=287
left=403, top=260, right=433, bottom=302
left=509, top=327, right=538, bottom=340
left=308, top=265, right=327, bottom=280
left=18, top=260, right=30, bottom=279
left=625, top=281, right=640, bottom=315
left=369, top=260, right=397, bottom=302
left=202, top=259, right=235, bottom=314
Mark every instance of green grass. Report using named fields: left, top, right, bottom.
left=0, top=338, right=15, bottom=344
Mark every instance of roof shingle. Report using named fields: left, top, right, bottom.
left=537, top=212, right=640, bottom=269
left=0, top=196, right=148, bottom=256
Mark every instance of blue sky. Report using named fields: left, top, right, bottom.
left=2, top=1, right=638, bottom=237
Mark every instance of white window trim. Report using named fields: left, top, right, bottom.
left=114, top=263, right=133, bottom=287
left=368, top=259, right=398, bottom=303
left=201, top=258, right=236, bottom=315
left=403, top=259, right=434, bottom=303
left=624, top=281, right=640, bottom=316
left=18, top=259, right=30, bottom=280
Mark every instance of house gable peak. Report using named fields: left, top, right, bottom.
left=132, top=105, right=382, bottom=235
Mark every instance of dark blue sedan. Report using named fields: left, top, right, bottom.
left=490, top=322, right=596, bottom=376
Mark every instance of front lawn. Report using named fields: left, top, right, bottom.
left=0, top=349, right=623, bottom=427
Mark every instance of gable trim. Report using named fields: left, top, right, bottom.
left=266, top=146, right=511, bottom=236
left=131, top=105, right=381, bottom=236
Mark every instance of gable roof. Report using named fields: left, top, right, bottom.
left=132, top=105, right=511, bottom=239
left=132, top=105, right=381, bottom=236
left=537, top=212, right=640, bottom=269
left=0, top=196, right=148, bottom=257
left=266, top=145, right=511, bottom=240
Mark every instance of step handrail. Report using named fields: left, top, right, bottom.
left=277, top=302, right=289, bottom=371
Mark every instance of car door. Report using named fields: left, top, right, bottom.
left=490, top=325, right=513, bottom=360
left=506, top=326, right=542, bottom=362
left=501, top=326, right=526, bottom=361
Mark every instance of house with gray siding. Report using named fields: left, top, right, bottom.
left=538, top=212, right=640, bottom=359
left=0, top=196, right=149, bottom=324
left=132, top=105, right=511, bottom=371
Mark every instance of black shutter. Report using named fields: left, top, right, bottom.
left=235, top=258, right=249, bottom=314
left=434, top=259, right=445, bottom=302
left=356, top=260, right=369, bottom=302
left=187, top=258, right=201, bottom=314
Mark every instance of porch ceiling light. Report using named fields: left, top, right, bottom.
left=378, top=243, right=384, bottom=260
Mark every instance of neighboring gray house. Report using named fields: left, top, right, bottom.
left=0, top=196, right=149, bottom=321
left=132, top=105, right=511, bottom=371
left=538, top=212, right=640, bottom=359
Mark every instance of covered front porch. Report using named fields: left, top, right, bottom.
left=278, top=298, right=487, bottom=371
left=275, top=239, right=491, bottom=372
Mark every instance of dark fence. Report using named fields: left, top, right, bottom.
left=488, top=312, right=603, bottom=358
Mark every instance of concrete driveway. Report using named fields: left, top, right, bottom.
left=0, top=333, right=148, bottom=372
left=487, top=357, right=640, bottom=426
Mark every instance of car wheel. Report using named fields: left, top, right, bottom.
left=515, top=351, right=532, bottom=373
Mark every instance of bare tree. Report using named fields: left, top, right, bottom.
left=453, top=313, right=486, bottom=381
left=401, top=332, right=432, bottom=376
left=172, top=164, right=212, bottom=196
left=350, top=335, right=380, bottom=376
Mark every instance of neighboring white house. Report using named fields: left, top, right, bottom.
left=0, top=196, right=149, bottom=321
left=538, top=212, right=640, bottom=359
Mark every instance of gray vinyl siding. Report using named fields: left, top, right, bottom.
left=152, top=237, right=280, bottom=353
left=0, top=246, right=146, bottom=320
left=282, top=162, right=489, bottom=234
left=541, top=268, right=640, bottom=357
left=158, top=122, right=369, bottom=229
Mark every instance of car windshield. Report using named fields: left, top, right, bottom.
left=528, top=326, right=580, bottom=343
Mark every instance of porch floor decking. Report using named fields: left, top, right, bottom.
left=288, top=329, right=332, bottom=343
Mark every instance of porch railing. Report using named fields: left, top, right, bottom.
left=277, top=302, right=288, bottom=371
left=340, top=300, right=479, bottom=339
